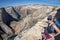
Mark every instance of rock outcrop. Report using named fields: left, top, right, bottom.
left=14, top=18, right=47, bottom=40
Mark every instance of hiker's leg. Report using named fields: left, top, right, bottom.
left=49, top=34, right=55, bottom=40
left=46, top=39, right=51, bottom=40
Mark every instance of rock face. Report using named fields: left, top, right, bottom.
left=0, top=5, right=60, bottom=40
left=14, top=19, right=47, bottom=40
left=0, top=22, right=13, bottom=34
left=14, top=15, right=48, bottom=40
left=1, top=8, right=18, bottom=26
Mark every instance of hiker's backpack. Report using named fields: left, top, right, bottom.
left=54, top=19, right=60, bottom=29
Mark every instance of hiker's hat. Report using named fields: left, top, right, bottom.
left=47, top=15, right=52, bottom=20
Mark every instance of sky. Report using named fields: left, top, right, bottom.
left=0, top=0, right=60, bottom=8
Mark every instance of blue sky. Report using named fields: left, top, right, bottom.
left=0, top=0, right=60, bottom=8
